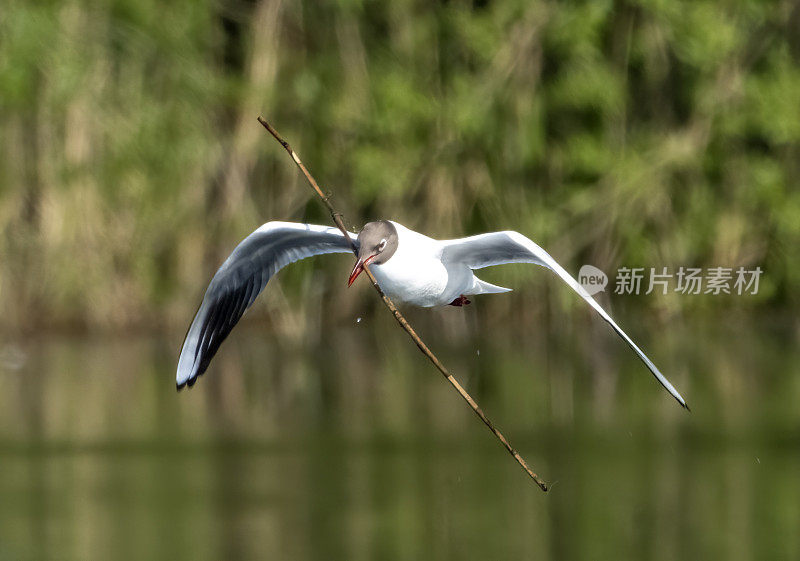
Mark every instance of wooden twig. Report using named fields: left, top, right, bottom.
left=257, top=116, right=548, bottom=492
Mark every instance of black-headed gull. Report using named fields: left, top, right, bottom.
left=177, top=220, right=688, bottom=409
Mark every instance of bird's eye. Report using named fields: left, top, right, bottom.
left=377, top=239, right=387, bottom=251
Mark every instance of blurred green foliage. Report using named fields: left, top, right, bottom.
left=1, top=0, right=798, bottom=330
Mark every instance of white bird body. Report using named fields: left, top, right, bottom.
left=176, top=219, right=688, bottom=410
left=368, top=222, right=448, bottom=306
left=369, top=222, right=476, bottom=306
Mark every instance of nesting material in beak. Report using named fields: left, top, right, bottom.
left=348, top=255, right=375, bottom=287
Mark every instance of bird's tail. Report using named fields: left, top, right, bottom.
left=468, top=276, right=512, bottom=295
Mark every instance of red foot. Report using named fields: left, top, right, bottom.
left=448, top=295, right=471, bottom=307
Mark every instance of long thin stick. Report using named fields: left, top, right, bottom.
left=257, top=116, right=548, bottom=492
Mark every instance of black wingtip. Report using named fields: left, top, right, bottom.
left=175, top=364, right=208, bottom=392
left=176, top=374, right=199, bottom=391
left=683, top=402, right=691, bottom=413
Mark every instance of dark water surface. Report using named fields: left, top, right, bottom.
left=1, top=313, right=798, bottom=561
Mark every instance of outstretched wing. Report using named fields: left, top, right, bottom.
left=441, top=231, right=688, bottom=409
left=177, top=222, right=357, bottom=389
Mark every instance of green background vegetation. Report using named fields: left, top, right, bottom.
left=2, top=3, right=800, bottom=560
left=2, top=0, right=798, bottom=331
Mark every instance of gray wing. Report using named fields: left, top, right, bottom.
left=441, top=231, right=689, bottom=409
left=177, top=222, right=357, bottom=389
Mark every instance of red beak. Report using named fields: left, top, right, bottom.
left=348, top=255, right=375, bottom=287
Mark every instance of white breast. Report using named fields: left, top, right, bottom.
left=370, top=223, right=473, bottom=307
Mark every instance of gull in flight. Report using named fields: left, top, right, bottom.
left=176, top=220, right=688, bottom=409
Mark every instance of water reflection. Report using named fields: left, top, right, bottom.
left=0, top=314, right=798, bottom=560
